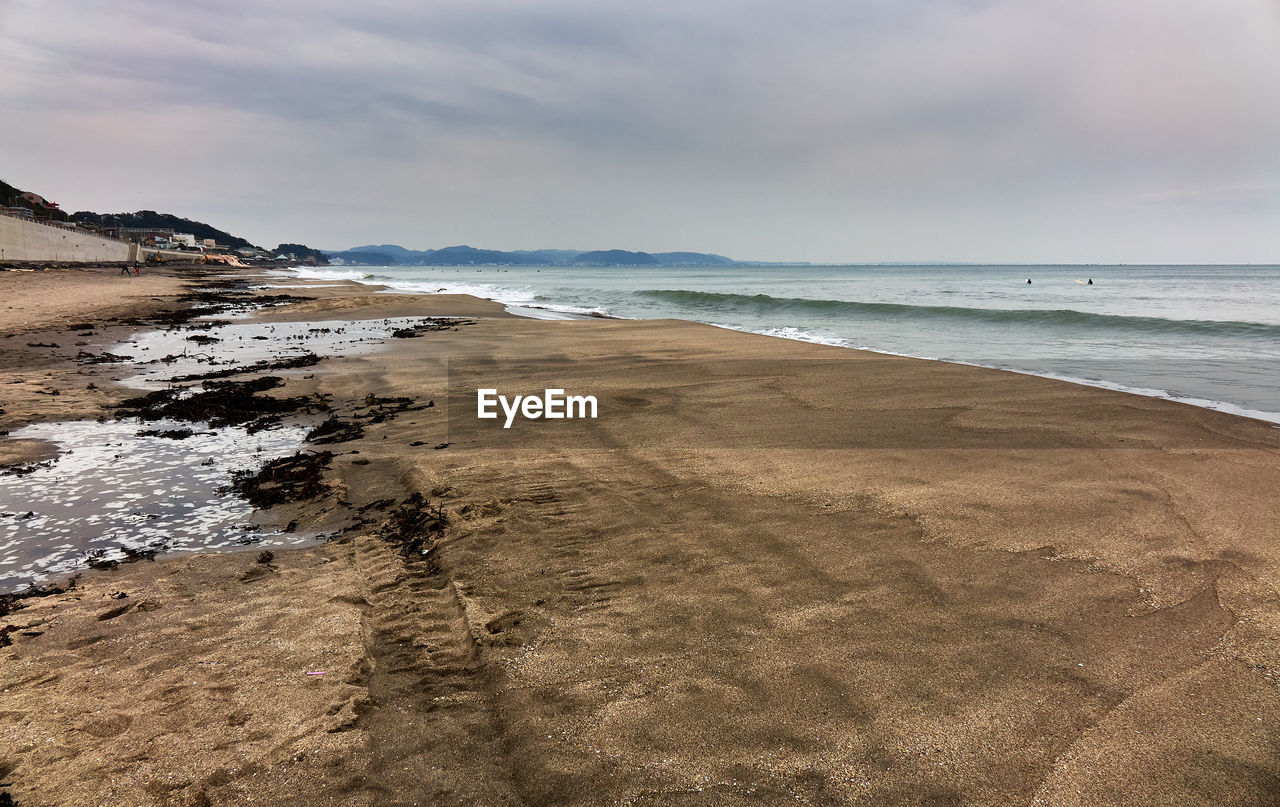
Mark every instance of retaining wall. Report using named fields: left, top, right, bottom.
left=0, top=215, right=135, bottom=262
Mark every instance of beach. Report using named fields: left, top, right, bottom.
left=3, top=267, right=1280, bottom=806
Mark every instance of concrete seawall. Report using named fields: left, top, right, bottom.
left=0, top=215, right=137, bottom=262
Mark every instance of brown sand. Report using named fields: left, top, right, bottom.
left=2, top=273, right=1279, bottom=806
left=0, top=266, right=190, bottom=336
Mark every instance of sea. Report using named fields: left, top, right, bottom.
left=285, top=263, right=1280, bottom=424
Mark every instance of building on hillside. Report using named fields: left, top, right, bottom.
left=109, top=227, right=175, bottom=245
left=18, top=192, right=55, bottom=209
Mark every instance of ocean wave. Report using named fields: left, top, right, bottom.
left=636, top=289, right=1280, bottom=339
left=288, top=267, right=375, bottom=281
left=712, top=323, right=853, bottom=348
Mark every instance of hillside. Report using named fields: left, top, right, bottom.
left=652, top=251, right=735, bottom=266
left=275, top=243, right=330, bottom=264
left=72, top=210, right=259, bottom=251
left=326, top=244, right=739, bottom=266
left=575, top=249, right=660, bottom=266
left=1, top=179, right=71, bottom=222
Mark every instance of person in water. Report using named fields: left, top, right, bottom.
left=1026, top=278, right=1032, bottom=284
left=1087, top=279, right=1093, bottom=285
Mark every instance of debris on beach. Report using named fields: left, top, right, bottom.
left=355, top=393, right=429, bottom=424
left=106, top=278, right=313, bottom=330
left=229, top=450, right=334, bottom=508
left=85, top=549, right=119, bottom=570
left=8, top=280, right=467, bottom=593
left=376, top=492, right=448, bottom=561
left=76, top=350, right=132, bottom=364
left=305, top=415, right=365, bottom=444
left=0, top=577, right=76, bottom=618
left=1, top=460, right=53, bottom=477
left=390, top=317, right=475, bottom=338
left=115, top=376, right=328, bottom=431
left=167, top=352, right=321, bottom=382
left=135, top=427, right=201, bottom=439
left=121, top=544, right=166, bottom=562
left=357, top=498, right=396, bottom=513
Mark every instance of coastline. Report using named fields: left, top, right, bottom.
left=282, top=265, right=1280, bottom=426
left=3, top=266, right=1280, bottom=805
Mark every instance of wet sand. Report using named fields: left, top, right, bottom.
left=2, top=270, right=1279, bottom=805
left=0, top=267, right=192, bottom=466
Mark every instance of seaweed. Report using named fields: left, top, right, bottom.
left=135, top=428, right=199, bottom=440
left=389, top=317, right=475, bottom=338
left=76, top=350, right=131, bottom=364
left=1, top=461, right=53, bottom=477
left=229, top=450, right=334, bottom=508
left=354, top=393, right=432, bottom=424
left=115, top=376, right=327, bottom=429
left=376, top=493, right=449, bottom=560
left=0, top=577, right=76, bottom=618
left=168, top=352, right=320, bottom=383
left=306, top=416, right=365, bottom=444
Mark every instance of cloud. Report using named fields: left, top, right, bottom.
left=1, top=0, right=1277, bottom=261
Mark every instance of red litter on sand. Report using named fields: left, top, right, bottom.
left=306, top=671, right=327, bottom=676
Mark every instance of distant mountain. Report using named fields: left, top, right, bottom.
left=652, top=251, right=735, bottom=266
left=326, top=249, right=399, bottom=265
left=509, top=249, right=582, bottom=265
left=346, top=244, right=419, bottom=260
left=425, top=245, right=545, bottom=265
left=324, top=244, right=745, bottom=266
left=575, top=250, right=660, bottom=266
left=326, top=244, right=544, bottom=266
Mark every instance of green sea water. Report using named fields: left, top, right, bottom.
left=289, top=263, right=1280, bottom=422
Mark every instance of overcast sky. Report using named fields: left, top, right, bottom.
left=2, top=0, right=1278, bottom=263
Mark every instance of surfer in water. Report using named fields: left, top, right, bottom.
left=1087, top=279, right=1093, bottom=285
left=1026, top=278, right=1032, bottom=284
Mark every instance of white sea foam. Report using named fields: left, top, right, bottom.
left=0, top=420, right=312, bottom=590
left=283, top=268, right=616, bottom=319
left=276, top=267, right=375, bottom=282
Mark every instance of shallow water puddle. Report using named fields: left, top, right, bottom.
left=0, top=420, right=309, bottom=591
left=113, top=317, right=433, bottom=388
left=1, top=315, right=462, bottom=592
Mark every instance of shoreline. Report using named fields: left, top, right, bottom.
left=3, top=265, right=1280, bottom=805
left=281, top=265, right=1280, bottom=426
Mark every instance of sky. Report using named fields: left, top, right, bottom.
left=1, top=0, right=1278, bottom=263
